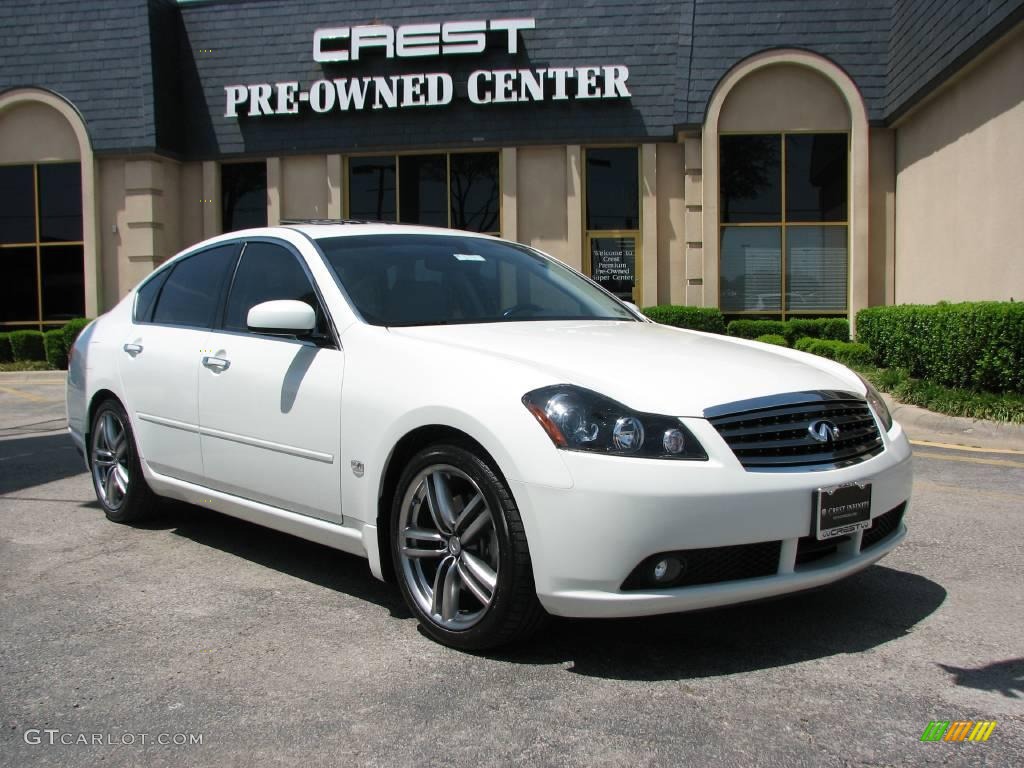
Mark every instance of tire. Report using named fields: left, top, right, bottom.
left=89, top=399, right=160, bottom=524
left=390, top=443, right=546, bottom=650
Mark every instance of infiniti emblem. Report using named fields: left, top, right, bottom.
left=808, top=420, right=840, bottom=444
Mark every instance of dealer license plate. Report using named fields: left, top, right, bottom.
left=814, top=482, right=872, bottom=540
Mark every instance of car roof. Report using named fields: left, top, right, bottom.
left=279, top=221, right=500, bottom=241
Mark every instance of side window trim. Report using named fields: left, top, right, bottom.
left=217, top=236, right=339, bottom=349
left=146, top=241, right=243, bottom=330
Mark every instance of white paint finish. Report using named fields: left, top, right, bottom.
left=247, top=299, right=316, bottom=333
left=69, top=223, right=913, bottom=620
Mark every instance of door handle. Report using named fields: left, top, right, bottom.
left=202, top=355, right=231, bottom=372
left=123, top=343, right=143, bottom=357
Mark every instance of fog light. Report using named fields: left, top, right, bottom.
left=663, top=428, right=686, bottom=454
left=653, top=557, right=683, bottom=583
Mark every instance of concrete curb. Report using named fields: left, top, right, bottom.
left=0, top=370, right=67, bottom=384
left=883, top=393, right=1024, bottom=453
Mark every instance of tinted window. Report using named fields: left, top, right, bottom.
left=134, top=269, right=170, bottom=323
left=318, top=234, right=635, bottom=327
left=40, top=245, right=85, bottom=320
left=222, top=163, right=267, bottom=232
left=449, top=153, right=499, bottom=233
left=224, top=242, right=321, bottom=332
left=586, top=148, right=638, bottom=230
left=399, top=154, right=447, bottom=227
left=785, top=134, right=847, bottom=222
left=720, top=135, right=782, bottom=223
left=0, top=165, right=37, bottom=244
left=152, top=245, right=237, bottom=328
left=0, top=247, right=38, bottom=321
left=38, top=163, right=83, bottom=242
left=348, top=156, right=396, bottom=222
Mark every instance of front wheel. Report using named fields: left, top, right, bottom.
left=90, top=399, right=159, bottom=523
left=391, top=444, right=545, bottom=650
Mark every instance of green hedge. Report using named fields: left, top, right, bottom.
left=642, top=305, right=727, bottom=334
left=0, top=333, right=11, bottom=363
left=727, top=317, right=849, bottom=345
left=755, top=333, right=788, bottom=347
left=856, top=302, right=1024, bottom=393
left=796, top=337, right=874, bottom=367
left=44, top=329, right=68, bottom=370
left=62, top=317, right=92, bottom=352
left=9, top=330, right=46, bottom=362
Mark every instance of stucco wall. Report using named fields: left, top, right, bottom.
left=656, top=142, right=685, bottom=305
left=0, top=101, right=80, bottom=163
left=282, top=155, right=329, bottom=220
left=894, top=24, right=1024, bottom=303
left=516, top=147, right=569, bottom=263
left=868, top=127, right=895, bottom=306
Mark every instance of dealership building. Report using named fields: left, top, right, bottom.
left=1, top=0, right=1022, bottom=331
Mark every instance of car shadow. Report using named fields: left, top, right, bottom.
left=0, top=432, right=85, bottom=495
left=937, top=658, right=1024, bottom=699
left=497, top=565, right=947, bottom=681
left=157, top=502, right=411, bottom=619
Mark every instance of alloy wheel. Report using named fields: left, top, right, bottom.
left=92, top=411, right=131, bottom=511
left=397, top=464, right=500, bottom=630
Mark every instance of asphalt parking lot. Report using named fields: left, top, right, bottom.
left=1, top=374, right=1022, bottom=767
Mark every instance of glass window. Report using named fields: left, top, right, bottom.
left=0, top=165, right=37, bottom=244
left=41, top=245, right=85, bottom=320
left=38, top=163, right=83, bottom=242
left=720, top=227, right=782, bottom=312
left=221, top=162, right=267, bottom=232
left=318, top=234, right=635, bottom=327
left=720, top=135, right=782, bottom=224
left=786, top=227, right=848, bottom=311
left=223, top=242, right=321, bottom=333
left=449, top=153, right=499, bottom=233
left=348, top=156, right=397, bottom=222
left=785, top=134, right=847, bottom=222
left=0, top=247, right=39, bottom=322
left=399, top=154, right=447, bottom=227
left=585, top=148, right=638, bottom=230
left=134, top=269, right=170, bottom=323
left=152, top=244, right=237, bottom=328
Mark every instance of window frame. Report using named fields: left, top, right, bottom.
left=582, top=145, right=642, bottom=304
left=718, top=130, right=850, bottom=319
left=343, top=149, right=502, bottom=236
left=0, top=161, right=84, bottom=330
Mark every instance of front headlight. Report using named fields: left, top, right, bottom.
left=857, top=373, right=893, bottom=432
left=522, top=385, right=708, bottom=460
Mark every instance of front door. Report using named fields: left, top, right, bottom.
left=196, top=240, right=344, bottom=522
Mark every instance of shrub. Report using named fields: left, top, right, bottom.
left=783, top=317, right=850, bottom=345
left=755, top=334, right=788, bottom=347
left=44, top=329, right=68, bottom=370
left=9, top=330, right=46, bottom=362
left=856, top=302, right=1024, bottom=393
left=0, top=332, right=12, bottom=363
left=796, top=338, right=874, bottom=368
left=642, top=305, right=726, bottom=334
left=727, top=319, right=786, bottom=339
left=62, top=317, right=92, bottom=352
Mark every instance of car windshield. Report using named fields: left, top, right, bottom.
left=316, top=234, right=637, bottom=326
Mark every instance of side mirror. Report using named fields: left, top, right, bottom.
left=247, top=300, right=316, bottom=335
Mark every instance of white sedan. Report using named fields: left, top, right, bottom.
left=67, top=223, right=912, bottom=649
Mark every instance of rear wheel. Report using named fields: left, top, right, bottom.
left=90, top=400, right=159, bottom=523
left=391, top=444, right=545, bottom=650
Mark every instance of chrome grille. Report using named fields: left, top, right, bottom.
left=705, top=390, right=883, bottom=471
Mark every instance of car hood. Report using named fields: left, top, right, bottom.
left=389, top=321, right=863, bottom=416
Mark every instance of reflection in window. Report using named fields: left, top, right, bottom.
left=0, top=162, right=84, bottom=329
left=224, top=242, right=320, bottom=332
left=720, top=227, right=782, bottom=312
left=450, top=153, right=499, bottom=233
left=221, top=162, right=267, bottom=232
left=585, top=147, right=639, bottom=230
left=719, top=133, right=848, bottom=316
left=720, top=135, right=781, bottom=223
left=348, top=156, right=397, bottom=221
left=399, top=154, right=447, bottom=227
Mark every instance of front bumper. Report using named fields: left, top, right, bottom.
left=511, top=418, right=913, bottom=619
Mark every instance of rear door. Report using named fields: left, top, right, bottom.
left=118, top=243, right=238, bottom=484
left=197, top=239, right=344, bottom=522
